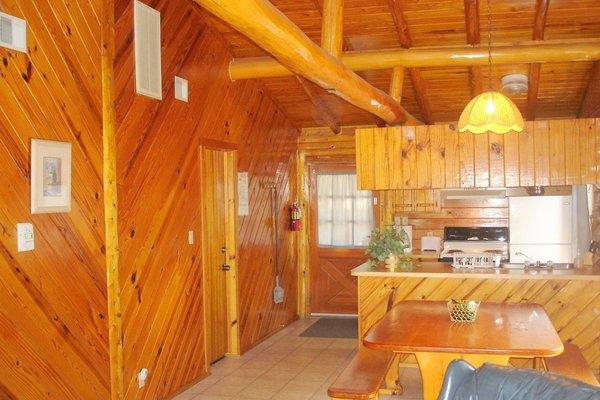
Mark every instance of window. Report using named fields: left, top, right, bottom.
left=317, top=173, right=374, bottom=247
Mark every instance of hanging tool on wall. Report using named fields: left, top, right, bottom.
left=270, top=184, right=284, bottom=304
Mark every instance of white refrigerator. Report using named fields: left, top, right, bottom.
left=509, top=195, right=573, bottom=263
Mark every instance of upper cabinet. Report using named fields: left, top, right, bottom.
left=356, top=119, right=600, bottom=190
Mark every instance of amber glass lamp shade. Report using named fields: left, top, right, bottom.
left=458, top=91, right=525, bottom=134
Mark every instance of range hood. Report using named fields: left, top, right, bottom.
left=441, top=188, right=507, bottom=200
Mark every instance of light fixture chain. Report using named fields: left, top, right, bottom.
left=487, top=0, right=493, bottom=91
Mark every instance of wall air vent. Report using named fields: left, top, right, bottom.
left=134, top=1, right=162, bottom=99
left=174, top=76, right=188, bottom=102
left=0, top=11, right=27, bottom=53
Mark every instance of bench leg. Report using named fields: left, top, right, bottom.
left=382, top=354, right=404, bottom=395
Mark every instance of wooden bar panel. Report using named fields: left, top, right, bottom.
left=459, top=132, right=475, bottom=188
left=357, top=275, right=600, bottom=373
left=389, top=127, right=404, bottom=189
left=549, top=120, right=566, bottom=186
left=430, top=125, right=446, bottom=189
left=355, top=119, right=600, bottom=190
left=503, top=131, right=520, bottom=187
left=357, top=129, right=375, bottom=189
left=489, top=133, right=505, bottom=188
left=374, top=128, right=389, bottom=189
left=416, top=126, right=432, bottom=188
left=402, top=127, right=418, bottom=188
left=564, top=119, right=581, bottom=185
left=474, top=133, right=490, bottom=187
left=518, top=122, right=536, bottom=186
left=534, top=121, right=551, bottom=186
left=444, top=125, right=461, bottom=188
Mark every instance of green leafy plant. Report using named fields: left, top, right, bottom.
left=365, top=228, right=408, bottom=262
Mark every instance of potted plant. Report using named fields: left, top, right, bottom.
left=365, top=228, right=408, bottom=267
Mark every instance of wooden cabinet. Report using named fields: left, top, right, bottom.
left=356, top=119, right=600, bottom=190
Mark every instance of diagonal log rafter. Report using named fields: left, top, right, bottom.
left=193, top=0, right=421, bottom=125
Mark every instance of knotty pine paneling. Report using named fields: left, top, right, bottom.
left=357, top=276, right=600, bottom=374
left=377, top=193, right=509, bottom=249
left=356, top=119, right=600, bottom=190
left=115, top=1, right=299, bottom=399
left=0, top=0, right=109, bottom=399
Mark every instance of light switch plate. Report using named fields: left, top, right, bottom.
left=17, top=223, right=34, bottom=252
left=188, top=230, right=194, bottom=245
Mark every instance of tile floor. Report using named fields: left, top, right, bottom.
left=173, top=317, right=423, bottom=400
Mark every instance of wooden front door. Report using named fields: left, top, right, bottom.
left=308, top=163, right=373, bottom=315
left=201, top=147, right=234, bottom=364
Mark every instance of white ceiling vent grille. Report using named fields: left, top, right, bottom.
left=174, top=76, right=188, bottom=102
left=0, top=12, right=27, bottom=53
left=134, top=1, right=162, bottom=100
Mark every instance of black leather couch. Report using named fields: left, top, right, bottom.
left=437, top=360, right=600, bottom=400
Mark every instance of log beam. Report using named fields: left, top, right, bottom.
left=195, top=0, right=420, bottom=124
left=321, top=0, right=344, bottom=57
left=527, top=63, right=541, bottom=120
left=579, top=62, right=600, bottom=117
left=409, top=68, right=433, bottom=124
left=296, top=76, right=341, bottom=134
left=101, top=1, right=124, bottom=399
left=389, top=66, right=405, bottom=102
left=527, top=0, right=550, bottom=120
left=464, top=0, right=483, bottom=97
left=229, top=39, right=600, bottom=80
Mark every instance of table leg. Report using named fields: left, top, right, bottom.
left=414, top=352, right=511, bottom=400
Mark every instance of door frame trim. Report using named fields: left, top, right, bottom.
left=199, top=146, right=240, bottom=366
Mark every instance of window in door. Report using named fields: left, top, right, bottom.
left=316, top=173, right=374, bottom=247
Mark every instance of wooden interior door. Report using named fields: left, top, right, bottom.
left=308, top=162, right=372, bottom=315
left=201, top=147, right=230, bottom=364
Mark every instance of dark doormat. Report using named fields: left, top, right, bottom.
left=300, top=317, right=358, bottom=339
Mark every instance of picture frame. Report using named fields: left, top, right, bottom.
left=31, top=139, right=71, bottom=214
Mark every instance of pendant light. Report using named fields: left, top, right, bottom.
left=458, top=0, right=524, bottom=134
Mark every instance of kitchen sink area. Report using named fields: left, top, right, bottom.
left=501, top=262, right=574, bottom=270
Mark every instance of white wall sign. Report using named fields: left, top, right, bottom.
left=237, top=172, right=249, bottom=216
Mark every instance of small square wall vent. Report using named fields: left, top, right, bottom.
left=134, top=1, right=162, bottom=100
left=174, top=76, right=188, bottom=102
left=0, top=11, right=27, bottom=53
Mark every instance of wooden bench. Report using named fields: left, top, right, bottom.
left=327, top=348, right=395, bottom=399
left=543, top=342, right=599, bottom=386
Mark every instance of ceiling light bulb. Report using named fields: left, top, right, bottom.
left=485, top=99, right=495, bottom=114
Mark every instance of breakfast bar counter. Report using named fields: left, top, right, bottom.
left=352, top=261, right=600, bottom=281
left=352, top=261, right=600, bottom=373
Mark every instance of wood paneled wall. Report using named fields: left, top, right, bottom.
left=377, top=194, right=509, bottom=249
left=357, top=119, right=600, bottom=190
left=115, top=1, right=299, bottom=398
left=357, top=276, right=600, bottom=373
left=0, top=1, right=110, bottom=399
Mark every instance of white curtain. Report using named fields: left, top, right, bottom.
left=317, top=174, right=373, bottom=247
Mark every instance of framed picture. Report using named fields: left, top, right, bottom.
left=31, top=139, right=71, bottom=214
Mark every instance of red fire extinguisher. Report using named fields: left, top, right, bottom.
left=290, top=201, right=302, bottom=231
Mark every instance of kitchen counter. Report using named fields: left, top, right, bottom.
left=354, top=260, right=600, bottom=373
left=352, top=261, right=600, bottom=281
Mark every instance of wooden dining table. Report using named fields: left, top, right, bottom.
left=363, top=300, right=564, bottom=400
